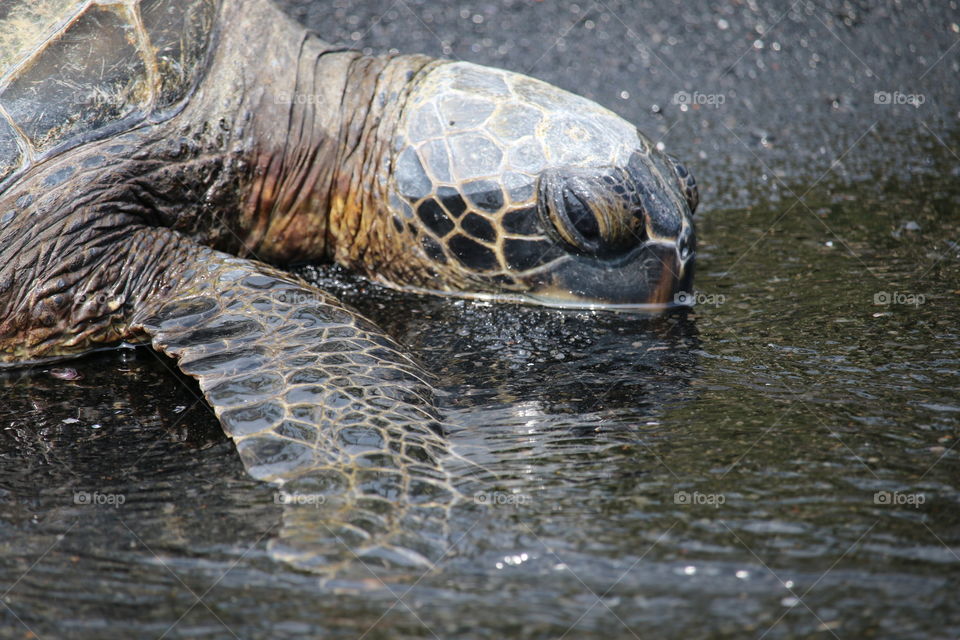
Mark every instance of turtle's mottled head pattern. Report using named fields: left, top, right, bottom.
left=381, top=61, right=697, bottom=308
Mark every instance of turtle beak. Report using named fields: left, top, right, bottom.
left=652, top=238, right=695, bottom=305
left=528, top=234, right=694, bottom=308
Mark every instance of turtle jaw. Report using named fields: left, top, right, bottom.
left=521, top=237, right=695, bottom=310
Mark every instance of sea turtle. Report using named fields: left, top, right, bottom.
left=0, top=0, right=697, bottom=573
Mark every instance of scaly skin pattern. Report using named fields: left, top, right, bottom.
left=131, top=239, right=467, bottom=572
left=0, top=0, right=696, bottom=574
left=0, top=0, right=468, bottom=573
left=0, top=0, right=499, bottom=576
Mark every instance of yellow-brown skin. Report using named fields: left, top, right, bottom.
left=0, top=0, right=695, bottom=363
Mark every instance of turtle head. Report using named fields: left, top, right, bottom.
left=381, top=61, right=697, bottom=308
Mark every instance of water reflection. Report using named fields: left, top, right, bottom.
left=1, top=171, right=958, bottom=637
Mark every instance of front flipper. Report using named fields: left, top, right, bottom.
left=131, top=244, right=468, bottom=576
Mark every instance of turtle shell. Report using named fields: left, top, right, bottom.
left=0, top=0, right=219, bottom=187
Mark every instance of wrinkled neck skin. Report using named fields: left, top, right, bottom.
left=204, top=0, right=437, bottom=269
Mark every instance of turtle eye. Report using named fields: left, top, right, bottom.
left=669, top=156, right=698, bottom=215
left=561, top=187, right=601, bottom=247
left=538, top=172, right=606, bottom=256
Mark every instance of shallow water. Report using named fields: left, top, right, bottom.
left=2, top=165, right=958, bottom=638
left=3, top=0, right=960, bottom=638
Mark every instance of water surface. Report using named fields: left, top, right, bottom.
left=2, top=0, right=959, bottom=637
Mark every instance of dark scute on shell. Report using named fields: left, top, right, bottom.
left=501, top=206, right=539, bottom=235
left=0, top=0, right=217, bottom=182
left=416, top=199, right=454, bottom=236
left=437, top=186, right=467, bottom=218
left=461, top=213, right=496, bottom=242
left=0, top=5, right=147, bottom=153
left=448, top=234, right=498, bottom=271
left=503, top=238, right=556, bottom=271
